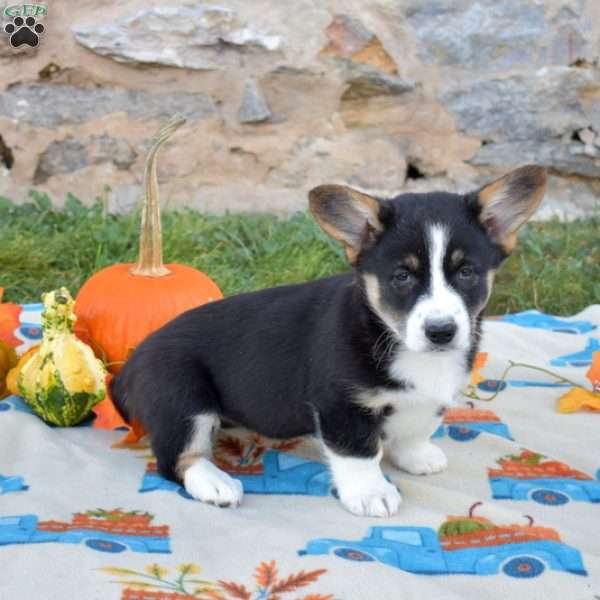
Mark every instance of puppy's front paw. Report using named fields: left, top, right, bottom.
left=338, top=478, right=402, bottom=518
left=391, top=442, right=447, bottom=475
left=184, top=458, right=244, bottom=507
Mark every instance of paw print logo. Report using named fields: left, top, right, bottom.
left=4, top=16, right=45, bottom=48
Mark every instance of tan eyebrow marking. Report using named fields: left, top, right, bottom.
left=404, top=254, right=419, bottom=271
left=450, top=249, right=464, bottom=267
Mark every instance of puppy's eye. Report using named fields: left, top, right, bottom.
left=458, top=265, right=475, bottom=279
left=391, top=267, right=412, bottom=285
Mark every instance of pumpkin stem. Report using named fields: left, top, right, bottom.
left=42, top=288, right=76, bottom=339
left=468, top=501, right=483, bottom=518
left=130, top=114, right=186, bottom=278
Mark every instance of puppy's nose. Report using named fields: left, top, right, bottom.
left=425, top=318, right=457, bottom=345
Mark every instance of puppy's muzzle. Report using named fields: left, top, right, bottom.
left=424, top=318, right=457, bottom=346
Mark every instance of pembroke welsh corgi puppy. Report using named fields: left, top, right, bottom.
left=112, top=165, right=546, bottom=517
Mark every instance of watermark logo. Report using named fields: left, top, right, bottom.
left=3, top=4, right=46, bottom=48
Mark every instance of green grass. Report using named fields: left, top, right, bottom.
left=0, top=191, right=598, bottom=315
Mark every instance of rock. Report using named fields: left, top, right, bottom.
left=577, top=126, right=597, bottom=147
left=318, top=14, right=411, bottom=101
left=406, top=0, right=595, bottom=71
left=72, top=5, right=281, bottom=70
left=470, top=140, right=600, bottom=179
left=321, top=14, right=374, bottom=57
left=443, top=67, right=598, bottom=142
left=266, top=133, right=407, bottom=194
left=445, top=66, right=600, bottom=176
left=88, top=135, right=137, bottom=170
left=584, top=98, right=600, bottom=134
left=0, top=84, right=216, bottom=128
left=1, top=0, right=598, bottom=219
left=341, top=64, right=414, bottom=100
left=535, top=174, right=600, bottom=220
left=34, top=139, right=86, bottom=183
left=106, top=184, right=142, bottom=215
left=33, top=135, right=137, bottom=183
left=320, top=14, right=398, bottom=74
left=0, top=134, right=14, bottom=169
left=238, top=80, right=272, bottom=124
left=569, top=142, right=600, bottom=159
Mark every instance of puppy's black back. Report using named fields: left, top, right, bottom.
left=111, top=165, right=547, bottom=503
left=112, top=273, right=383, bottom=448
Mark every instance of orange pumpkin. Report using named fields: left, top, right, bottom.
left=0, top=287, right=22, bottom=347
left=75, top=116, right=222, bottom=373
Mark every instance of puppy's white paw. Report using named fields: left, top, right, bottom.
left=391, top=442, right=448, bottom=475
left=183, top=458, right=243, bottom=507
left=338, top=477, right=402, bottom=518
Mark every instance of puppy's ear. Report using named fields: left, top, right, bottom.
left=309, top=185, right=383, bottom=263
left=473, top=165, right=547, bottom=252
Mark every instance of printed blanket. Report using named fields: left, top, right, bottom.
left=1, top=302, right=599, bottom=600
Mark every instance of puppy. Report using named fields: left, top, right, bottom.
left=112, top=165, right=546, bottom=517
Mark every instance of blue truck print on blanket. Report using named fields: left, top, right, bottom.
left=0, top=510, right=170, bottom=554
left=0, top=395, right=35, bottom=415
left=490, top=475, right=600, bottom=505
left=0, top=474, right=28, bottom=495
left=476, top=379, right=571, bottom=393
left=498, top=311, right=596, bottom=334
left=489, top=450, right=600, bottom=505
left=16, top=303, right=43, bottom=346
left=141, top=449, right=333, bottom=498
left=299, top=522, right=587, bottom=579
left=431, top=405, right=512, bottom=442
left=550, top=338, right=600, bottom=367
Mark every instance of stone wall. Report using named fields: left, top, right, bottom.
left=1, top=0, right=599, bottom=218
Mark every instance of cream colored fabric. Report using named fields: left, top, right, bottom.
left=1, top=306, right=599, bottom=599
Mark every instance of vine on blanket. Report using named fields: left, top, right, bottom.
left=102, top=560, right=334, bottom=599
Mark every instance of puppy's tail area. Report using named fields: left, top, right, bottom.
left=109, top=371, right=131, bottom=423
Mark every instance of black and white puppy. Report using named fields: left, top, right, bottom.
left=112, top=165, right=546, bottom=517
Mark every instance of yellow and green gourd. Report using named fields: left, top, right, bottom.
left=17, top=288, right=106, bottom=426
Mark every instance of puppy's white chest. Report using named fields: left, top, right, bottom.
left=389, top=349, right=468, bottom=405
left=366, top=350, right=469, bottom=444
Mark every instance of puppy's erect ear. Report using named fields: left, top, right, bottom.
left=474, top=165, right=547, bottom=253
left=309, top=185, right=383, bottom=263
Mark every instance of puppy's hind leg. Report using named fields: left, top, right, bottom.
left=115, top=343, right=243, bottom=507
left=175, top=413, right=243, bottom=508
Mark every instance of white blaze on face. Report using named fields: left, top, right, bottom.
left=404, top=225, right=470, bottom=352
